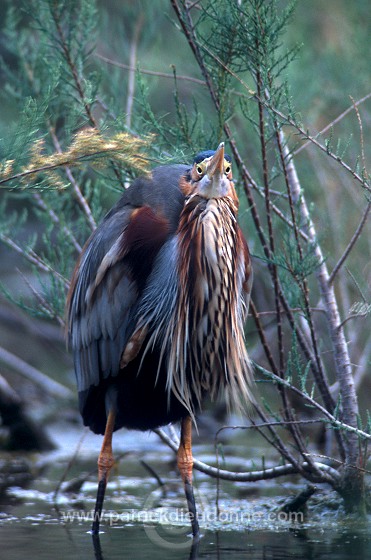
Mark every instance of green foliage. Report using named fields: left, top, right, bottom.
left=0, top=0, right=370, bottom=505
left=0, top=0, right=154, bottom=319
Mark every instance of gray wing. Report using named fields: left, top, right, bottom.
left=67, top=206, right=138, bottom=393
left=66, top=165, right=188, bottom=394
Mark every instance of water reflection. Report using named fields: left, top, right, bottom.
left=92, top=531, right=199, bottom=560
left=1, top=428, right=371, bottom=559
left=1, top=520, right=371, bottom=560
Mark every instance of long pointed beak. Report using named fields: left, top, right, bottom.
left=207, top=142, right=225, bottom=178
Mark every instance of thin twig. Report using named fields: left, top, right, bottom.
left=53, top=428, right=89, bottom=502
left=216, top=419, right=335, bottom=435
left=33, top=192, right=82, bottom=253
left=0, top=235, right=69, bottom=288
left=252, top=187, right=310, bottom=243
left=255, top=307, right=325, bottom=317
left=351, top=95, right=367, bottom=175
left=16, top=268, right=66, bottom=327
left=96, top=53, right=206, bottom=86
left=293, top=92, right=371, bottom=157
left=251, top=403, right=307, bottom=477
left=336, top=311, right=369, bottom=331
left=250, top=300, right=278, bottom=373
left=255, top=364, right=370, bottom=441
left=48, top=127, right=97, bottom=231
left=328, top=98, right=370, bottom=284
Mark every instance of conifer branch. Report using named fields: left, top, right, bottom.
left=0, top=129, right=151, bottom=188
left=16, top=268, right=65, bottom=326
left=50, top=4, right=131, bottom=189
left=180, top=18, right=370, bottom=193
left=51, top=6, right=96, bottom=126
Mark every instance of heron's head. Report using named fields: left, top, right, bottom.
left=182, top=143, right=234, bottom=199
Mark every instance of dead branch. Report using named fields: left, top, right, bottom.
left=281, top=132, right=361, bottom=469
left=155, top=427, right=340, bottom=483
left=0, top=345, right=72, bottom=399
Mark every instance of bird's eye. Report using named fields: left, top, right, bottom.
left=225, top=165, right=231, bottom=174
left=196, top=165, right=203, bottom=175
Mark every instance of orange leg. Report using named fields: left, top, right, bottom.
left=92, top=409, right=116, bottom=534
left=177, top=416, right=200, bottom=539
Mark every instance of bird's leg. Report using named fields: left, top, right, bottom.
left=92, top=409, right=116, bottom=535
left=177, top=416, right=200, bottom=539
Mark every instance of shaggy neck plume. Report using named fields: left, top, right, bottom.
left=167, top=193, right=251, bottom=417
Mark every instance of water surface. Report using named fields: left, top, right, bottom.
left=1, top=423, right=371, bottom=559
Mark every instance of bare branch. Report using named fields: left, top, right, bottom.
left=155, top=427, right=340, bottom=482
left=281, top=132, right=360, bottom=466
left=0, top=345, right=72, bottom=399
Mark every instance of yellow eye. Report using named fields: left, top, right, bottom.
left=196, top=165, right=203, bottom=175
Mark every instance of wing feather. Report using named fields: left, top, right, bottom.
left=66, top=165, right=188, bottom=395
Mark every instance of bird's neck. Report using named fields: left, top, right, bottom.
left=176, top=194, right=240, bottom=347
left=177, top=193, right=239, bottom=278
left=165, top=193, right=248, bottom=414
